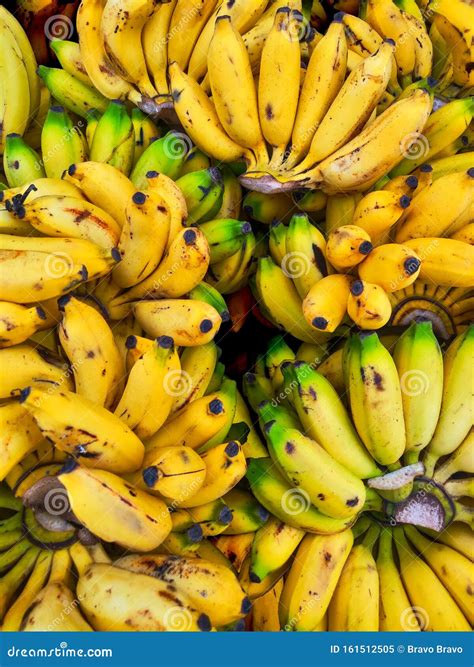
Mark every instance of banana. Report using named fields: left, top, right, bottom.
left=451, top=222, right=474, bottom=245
left=284, top=213, right=328, bottom=299
left=20, top=578, right=92, bottom=631
left=265, top=335, right=295, bottom=392
left=250, top=516, right=304, bottom=584
left=424, top=522, right=474, bottom=561
left=0, top=343, right=72, bottom=398
left=352, top=190, right=411, bottom=244
left=326, top=225, right=373, bottom=271
left=257, top=8, right=300, bottom=165
left=101, top=0, right=158, bottom=99
left=40, top=105, right=88, bottom=179
left=221, top=488, right=269, bottom=534
left=58, top=462, right=171, bottom=551
left=247, top=457, right=356, bottom=534
left=128, top=445, right=206, bottom=501
left=189, top=0, right=270, bottom=82
left=325, top=192, right=363, bottom=234
left=49, top=39, right=91, bottom=86
left=168, top=0, right=218, bottom=70
left=20, top=387, right=144, bottom=474
left=200, top=218, right=253, bottom=264
left=2, top=550, right=53, bottom=631
left=22, top=195, right=121, bottom=250
left=392, top=320, right=443, bottom=462
left=144, top=385, right=236, bottom=454
left=394, top=528, right=470, bottom=631
left=347, top=279, right=392, bottom=330
left=252, top=579, right=283, bottom=631
left=284, top=361, right=379, bottom=478
left=393, top=98, right=474, bottom=176
left=145, top=170, right=187, bottom=248
left=116, top=553, right=248, bottom=627
left=280, top=529, right=353, bottom=631
left=377, top=528, right=420, bottom=631
left=134, top=299, right=221, bottom=347
left=293, top=189, right=327, bottom=217
left=77, top=562, right=211, bottom=630
left=345, top=332, right=406, bottom=466
left=0, top=15, right=30, bottom=152
left=214, top=166, right=242, bottom=219
left=328, top=524, right=380, bottom=631
left=358, top=243, right=421, bottom=292
left=175, top=167, right=223, bottom=224
left=115, top=335, right=180, bottom=439
left=294, top=39, right=394, bottom=172
left=255, top=257, right=325, bottom=343
left=285, top=16, right=347, bottom=169
left=0, top=302, right=48, bottom=348
left=433, top=14, right=473, bottom=89
left=64, top=161, right=136, bottom=229
left=400, top=9, right=432, bottom=80
left=113, top=190, right=170, bottom=288
left=110, top=227, right=210, bottom=307
left=177, top=440, right=246, bottom=508
left=214, top=533, right=253, bottom=571
left=244, top=191, right=294, bottom=225
left=206, top=229, right=256, bottom=295
left=208, top=15, right=267, bottom=165
left=367, top=0, right=415, bottom=78
left=188, top=282, right=230, bottom=323
left=179, top=147, right=212, bottom=177
left=130, top=108, right=159, bottom=165
left=0, top=403, right=42, bottom=481
left=302, top=274, right=351, bottom=333
left=433, top=432, right=474, bottom=484
left=142, top=0, right=176, bottom=97
left=233, top=388, right=267, bottom=459
left=77, top=0, right=140, bottom=103
left=424, top=326, right=474, bottom=473
left=405, top=237, right=474, bottom=288
left=90, top=100, right=134, bottom=175
left=405, top=525, right=473, bottom=625
left=37, top=66, right=108, bottom=118
left=296, top=88, right=432, bottom=193
left=131, top=131, right=190, bottom=187
left=58, top=295, right=123, bottom=409
left=170, top=341, right=218, bottom=412
left=396, top=169, right=474, bottom=242
left=3, top=134, right=44, bottom=188
left=169, top=62, right=246, bottom=164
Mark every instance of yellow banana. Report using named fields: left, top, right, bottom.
left=168, top=0, right=217, bottom=70
left=0, top=343, right=73, bottom=398
left=358, top=243, right=421, bottom=292
left=0, top=302, right=48, bottom=348
left=142, top=0, right=176, bottom=97
left=326, top=225, right=373, bottom=271
left=353, top=190, right=412, bottom=244
left=347, top=280, right=392, bottom=330
left=0, top=403, right=42, bottom=481
left=145, top=170, right=188, bottom=249
left=302, top=274, right=351, bottom=333
left=404, top=238, right=474, bottom=288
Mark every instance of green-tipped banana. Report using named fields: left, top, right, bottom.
left=199, top=219, right=253, bottom=264
left=285, top=213, right=328, bottom=298
left=131, top=130, right=191, bottom=188
left=284, top=361, right=380, bottom=479
left=269, top=221, right=289, bottom=266
left=393, top=321, right=443, bottom=463
left=37, top=66, right=108, bottom=118
left=179, top=147, right=211, bottom=176
left=345, top=333, right=406, bottom=466
left=176, top=167, right=224, bottom=225
left=265, top=335, right=296, bottom=392
left=263, top=420, right=366, bottom=520
left=188, top=282, right=230, bottom=324
left=90, top=100, right=134, bottom=175
left=242, top=371, right=273, bottom=412
left=247, top=458, right=356, bottom=534
left=49, top=40, right=92, bottom=86
left=222, top=488, right=270, bottom=535
left=41, top=105, right=88, bottom=179
left=250, top=516, right=304, bottom=583
left=3, top=134, right=44, bottom=187
left=130, top=108, right=159, bottom=167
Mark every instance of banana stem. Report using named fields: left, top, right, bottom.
left=423, top=451, right=439, bottom=478
left=352, top=515, right=372, bottom=540
left=377, top=527, right=393, bottom=561
left=361, top=522, right=380, bottom=551
left=69, top=542, right=94, bottom=577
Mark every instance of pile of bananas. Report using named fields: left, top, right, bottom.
left=0, top=0, right=473, bottom=634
